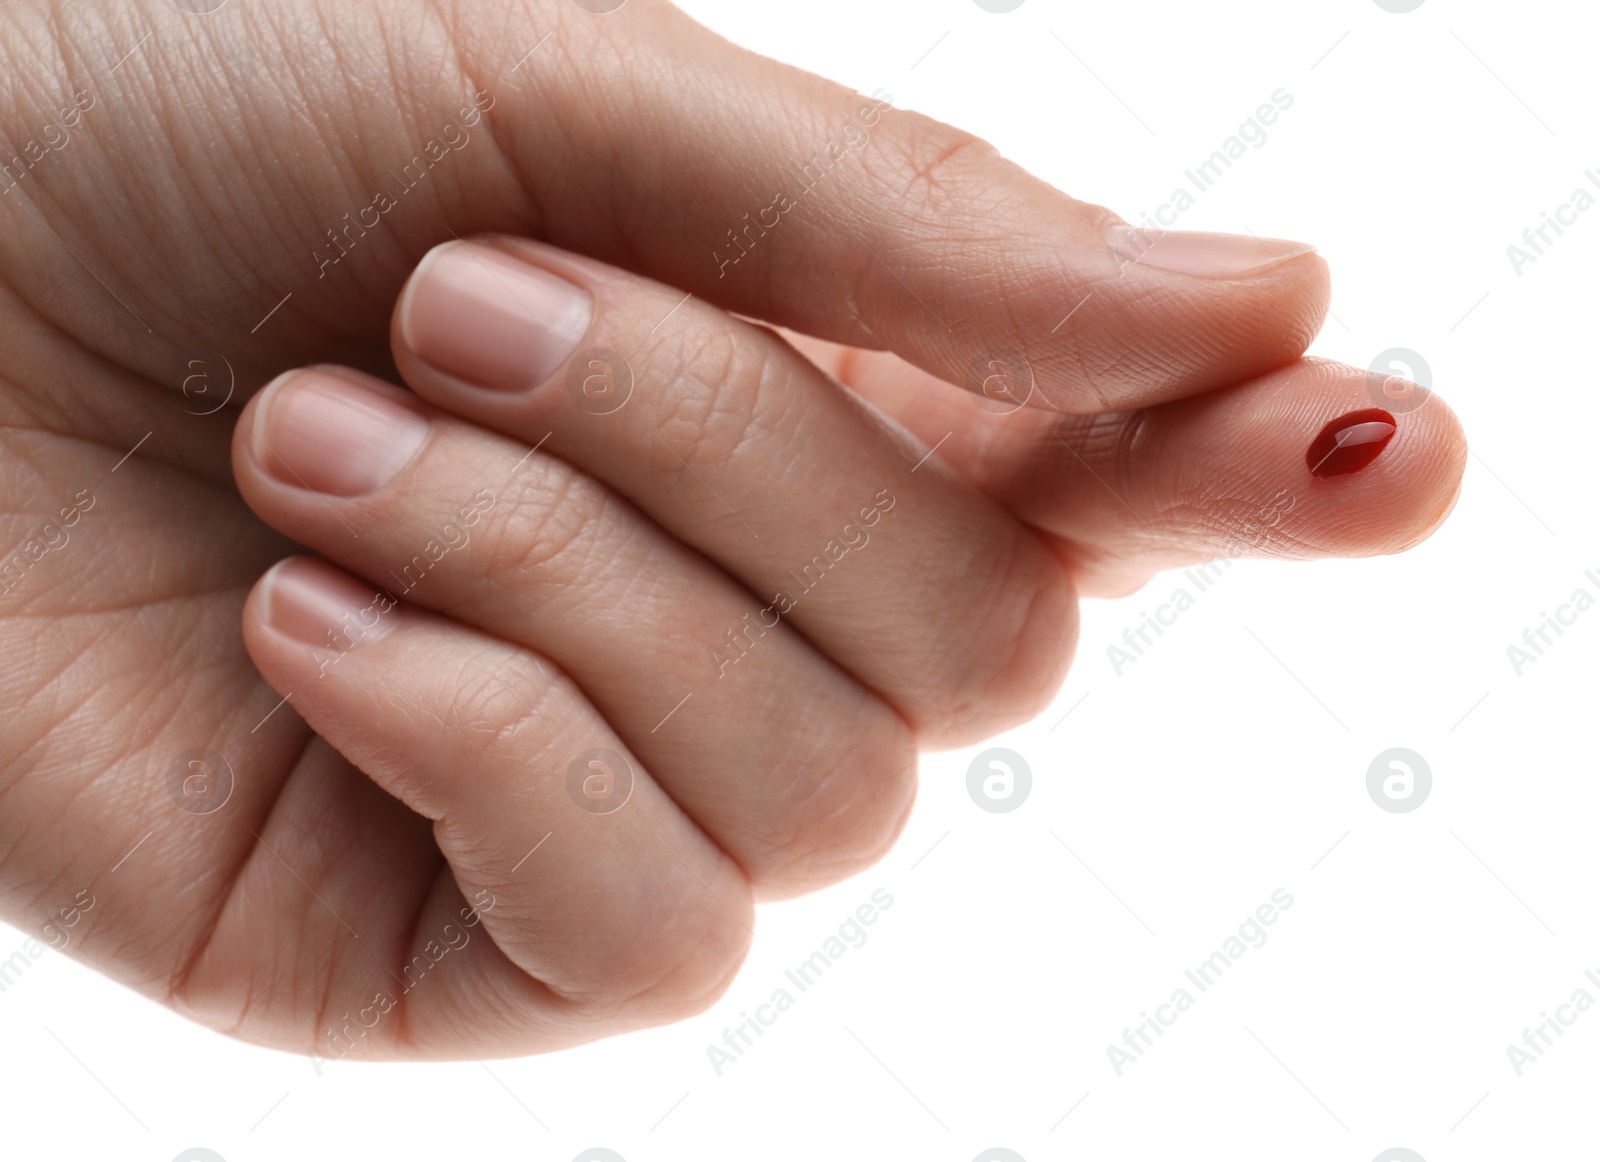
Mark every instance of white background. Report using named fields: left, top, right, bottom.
left=3, top=0, right=1595, bottom=1159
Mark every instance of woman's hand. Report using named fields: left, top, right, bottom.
left=0, top=0, right=1464, bottom=1058
left=221, top=236, right=1085, bottom=1055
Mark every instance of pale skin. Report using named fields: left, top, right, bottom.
left=0, top=0, right=1466, bottom=1059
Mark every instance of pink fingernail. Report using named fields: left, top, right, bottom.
left=254, top=370, right=429, bottom=497
left=260, top=558, right=397, bottom=652
left=398, top=241, right=594, bottom=391
left=1106, top=225, right=1316, bottom=278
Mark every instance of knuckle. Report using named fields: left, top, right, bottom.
left=984, top=553, right=1080, bottom=725
left=560, top=874, right=753, bottom=1023
left=473, top=467, right=657, bottom=620
left=474, top=463, right=614, bottom=595
left=432, top=650, right=568, bottom=779
left=918, top=532, right=1077, bottom=740
left=645, top=324, right=786, bottom=476
left=457, top=668, right=550, bottom=760
left=880, top=112, right=1002, bottom=218
left=746, top=704, right=918, bottom=896
left=632, top=892, right=753, bottom=1021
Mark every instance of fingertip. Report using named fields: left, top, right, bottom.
left=961, top=354, right=1469, bottom=589
left=1396, top=471, right=1464, bottom=553
left=1386, top=394, right=1468, bottom=554
left=1278, top=363, right=1468, bottom=557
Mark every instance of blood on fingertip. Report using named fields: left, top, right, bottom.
left=1305, top=408, right=1397, bottom=478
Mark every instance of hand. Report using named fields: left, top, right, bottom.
left=0, top=0, right=1464, bottom=1057
left=221, top=235, right=1085, bottom=1054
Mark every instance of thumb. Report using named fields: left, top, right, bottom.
left=448, top=0, right=1330, bottom=413
left=4, top=0, right=1322, bottom=416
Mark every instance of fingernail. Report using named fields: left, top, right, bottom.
left=1306, top=408, right=1397, bottom=479
left=254, top=370, right=429, bottom=497
left=1107, top=225, right=1316, bottom=278
left=399, top=241, right=594, bottom=391
left=260, top=558, right=398, bottom=651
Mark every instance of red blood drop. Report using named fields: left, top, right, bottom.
left=1306, top=408, right=1397, bottom=478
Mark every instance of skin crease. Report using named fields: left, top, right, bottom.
left=0, top=0, right=1465, bottom=1060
